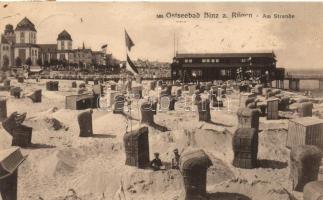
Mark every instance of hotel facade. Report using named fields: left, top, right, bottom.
left=0, top=17, right=107, bottom=71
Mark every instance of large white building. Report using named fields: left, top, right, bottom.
left=0, top=25, right=16, bottom=70
left=0, top=17, right=109, bottom=71
left=56, top=30, right=73, bottom=61
left=13, top=17, right=39, bottom=65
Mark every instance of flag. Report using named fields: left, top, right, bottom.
left=126, top=54, right=138, bottom=74
left=101, top=44, right=108, bottom=54
left=125, top=30, right=135, bottom=51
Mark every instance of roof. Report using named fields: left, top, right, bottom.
left=57, top=30, right=72, bottom=41
left=14, top=43, right=39, bottom=48
left=176, top=52, right=275, bottom=59
left=1, top=36, right=9, bottom=44
left=57, top=49, right=73, bottom=53
left=267, top=97, right=280, bottom=102
left=92, top=51, right=104, bottom=55
left=290, top=117, right=323, bottom=126
left=38, top=44, right=57, bottom=51
left=15, top=17, right=36, bottom=32
left=237, top=108, right=260, bottom=117
left=73, top=48, right=92, bottom=53
left=181, top=63, right=272, bottom=68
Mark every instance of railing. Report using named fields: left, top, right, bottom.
left=285, top=73, right=323, bottom=80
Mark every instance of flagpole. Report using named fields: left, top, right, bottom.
left=125, top=28, right=132, bottom=133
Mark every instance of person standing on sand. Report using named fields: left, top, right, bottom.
left=308, top=90, right=313, bottom=98
left=171, top=148, right=180, bottom=169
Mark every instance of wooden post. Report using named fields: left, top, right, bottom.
left=0, top=98, right=7, bottom=122
left=289, top=79, right=300, bottom=91
left=296, top=79, right=300, bottom=91
left=319, top=80, right=323, bottom=90
left=281, top=80, right=284, bottom=89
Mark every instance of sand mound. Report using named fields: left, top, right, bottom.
left=208, top=178, right=295, bottom=200
left=114, top=149, right=235, bottom=200
left=19, top=139, right=124, bottom=200
left=171, top=126, right=234, bottom=164
left=118, top=168, right=183, bottom=198
left=45, top=117, right=68, bottom=131
left=20, top=108, right=69, bottom=136
left=6, top=80, right=310, bottom=200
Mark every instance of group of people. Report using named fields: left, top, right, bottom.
left=304, top=90, right=313, bottom=98
left=150, top=148, right=181, bottom=171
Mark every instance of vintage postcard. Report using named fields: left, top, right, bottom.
left=0, top=2, right=323, bottom=200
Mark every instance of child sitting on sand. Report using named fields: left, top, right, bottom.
left=150, top=152, right=164, bottom=171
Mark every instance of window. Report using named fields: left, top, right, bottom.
left=202, top=59, right=206, bottom=63
left=60, top=53, right=65, bottom=60
left=61, top=41, right=65, bottom=50
left=241, top=58, right=248, bottom=63
left=216, top=59, right=220, bottom=63
left=192, top=70, right=202, bottom=77
left=188, top=59, right=192, bottom=63
left=184, top=59, right=188, bottom=63
left=68, top=41, right=72, bottom=50
left=220, top=69, right=226, bottom=76
left=32, top=33, right=36, bottom=43
left=20, top=32, right=25, bottom=43
left=211, top=59, right=215, bottom=63
left=206, top=59, right=210, bottom=63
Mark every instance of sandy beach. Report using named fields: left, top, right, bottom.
left=0, top=78, right=322, bottom=200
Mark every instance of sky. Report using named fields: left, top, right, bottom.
left=0, top=2, right=323, bottom=69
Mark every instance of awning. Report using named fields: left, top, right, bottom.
left=29, top=66, right=42, bottom=72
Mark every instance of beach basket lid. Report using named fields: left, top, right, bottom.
left=180, top=149, right=212, bottom=170
left=290, top=117, right=323, bottom=127
left=0, top=147, right=27, bottom=179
